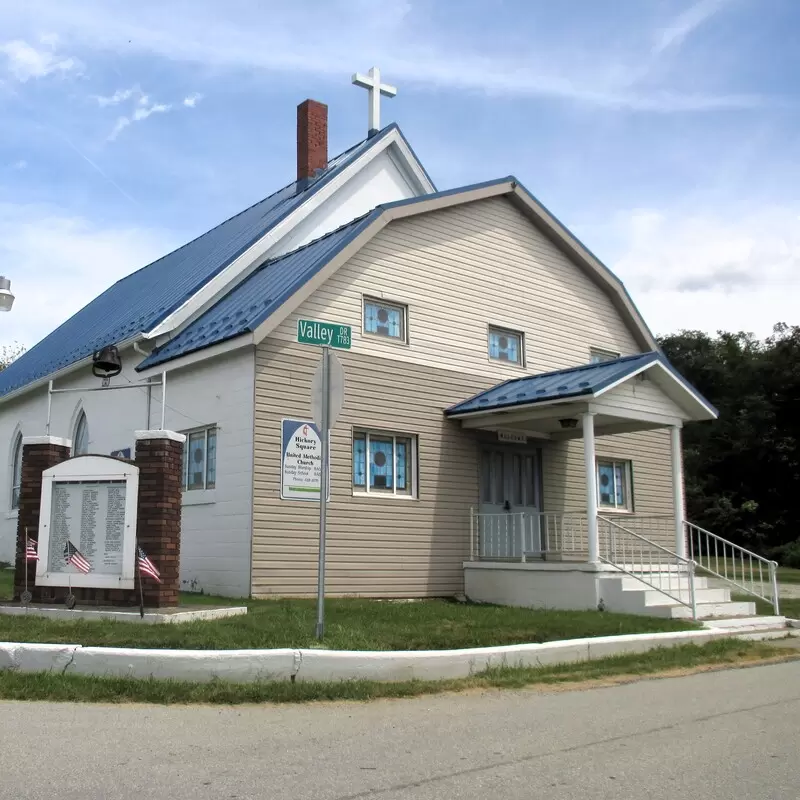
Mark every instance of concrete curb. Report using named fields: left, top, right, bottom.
left=0, top=628, right=753, bottom=684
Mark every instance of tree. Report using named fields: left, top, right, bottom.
left=0, top=342, right=25, bottom=371
left=659, top=325, right=800, bottom=560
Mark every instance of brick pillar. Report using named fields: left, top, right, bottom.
left=13, top=436, right=72, bottom=600
left=134, top=430, right=185, bottom=608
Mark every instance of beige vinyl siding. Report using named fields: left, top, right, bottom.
left=597, top=379, right=689, bottom=421
left=253, top=340, right=491, bottom=598
left=269, top=197, right=642, bottom=378
left=253, top=197, right=678, bottom=595
left=542, top=429, right=674, bottom=549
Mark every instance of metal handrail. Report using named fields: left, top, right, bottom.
left=686, top=521, right=780, bottom=615
left=598, top=516, right=697, bottom=619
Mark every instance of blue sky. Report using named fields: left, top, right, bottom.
left=1, top=0, right=798, bottom=348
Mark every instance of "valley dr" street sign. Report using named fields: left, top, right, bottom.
left=297, top=319, right=352, bottom=349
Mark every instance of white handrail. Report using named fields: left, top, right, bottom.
left=687, top=522, right=780, bottom=615
left=599, top=516, right=697, bottom=618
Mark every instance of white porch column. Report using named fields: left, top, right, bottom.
left=670, top=424, right=687, bottom=558
left=582, top=411, right=599, bottom=563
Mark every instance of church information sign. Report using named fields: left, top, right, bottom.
left=281, top=418, right=330, bottom=501
left=35, top=456, right=139, bottom=589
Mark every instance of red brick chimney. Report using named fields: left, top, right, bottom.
left=297, top=99, right=328, bottom=183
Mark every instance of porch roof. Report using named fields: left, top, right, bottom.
left=445, top=352, right=718, bottom=423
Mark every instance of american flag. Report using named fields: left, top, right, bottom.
left=63, top=541, right=91, bottom=574
left=25, top=538, right=39, bottom=562
left=137, top=547, right=162, bottom=583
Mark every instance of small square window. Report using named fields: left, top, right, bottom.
left=597, top=459, right=632, bottom=511
left=364, top=298, right=407, bottom=341
left=590, top=348, right=620, bottom=364
left=353, top=430, right=416, bottom=497
left=488, top=327, right=523, bottom=365
left=181, top=425, right=217, bottom=491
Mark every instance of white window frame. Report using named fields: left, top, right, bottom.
left=181, top=425, right=217, bottom=492
left=362, top=296, right=408, bottom=344
left=487, top=325, right=525, bottom=366
left=352, top=429, right=418, bottom=499
left=589, top=348, right=620, bottom=364
left=10, top=432, right=22, bottom=511
left=596, top=458, right=633, bottom=512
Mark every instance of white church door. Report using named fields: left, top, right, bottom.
left=478, top=447, right=542, bottom=558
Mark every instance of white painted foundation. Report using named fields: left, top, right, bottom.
left=0, top=604, right=247, bottom=625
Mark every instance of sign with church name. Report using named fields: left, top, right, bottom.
left=35, top=456, right=140, bottom=589
left=280, top=418, right=331, bottom=501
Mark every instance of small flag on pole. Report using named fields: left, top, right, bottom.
left=63, top=541, right=91, bottom=574
left=25, top=538, right=39, bottom=562
left=137, top=547, right=162, bottom=583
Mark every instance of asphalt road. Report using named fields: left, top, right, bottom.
left=1, top=661, right=798, bottom=800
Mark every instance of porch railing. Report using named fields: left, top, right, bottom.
left=687, top=522, right=780, bottom=615
left=469, top=509, right=588, bottom=561
left=598, top=516, right=697, bottom=618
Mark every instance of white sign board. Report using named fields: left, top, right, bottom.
left=497, top=431, right=528, bottom=444
left=281, top=418, right=330, bottom=501
left=36, top=456, right=139, bottom=589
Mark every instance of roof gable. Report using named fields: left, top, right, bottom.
left=0, top=125, right=430, bottom=401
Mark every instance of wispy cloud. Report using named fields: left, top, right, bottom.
left=0, top=37, right=81, bottom=82
left=653, top=0, right=732, bottom=56
left=108, top=101, right=172, bottom=141
left=94, top=85, right=141, bottom=107
left=0, top=0, right=762, bottom=113
left=11, top=159, right=27, bottom=170
left=183, top=92, right=203, bottom=108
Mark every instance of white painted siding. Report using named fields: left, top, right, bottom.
left=0, top=348, right=255, bottom=597
left=273, top=148, right=418, bottom=256
left=597, top=378, right=689, bottom=421
left=270, top=197, right=642, bottom=378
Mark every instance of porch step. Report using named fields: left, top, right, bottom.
left=703, top=615, right=786, bottom=630
left=640, top=587, right=729, bottom=606
left=618, top=575, right=710, bottom=592
left=667, top=601, right=757, bottom=620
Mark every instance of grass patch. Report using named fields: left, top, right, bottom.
left=0, top=639, right=789, bottom=705
left=0, top=568, right=11, bottom=600
left=737, top=594, right=800, bottom=619
left=695, top=558, right=800, bottom=585
left=0, top=593, right=697, bottom=651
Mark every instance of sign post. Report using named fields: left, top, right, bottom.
left=298, top=319, right=349, bottom=641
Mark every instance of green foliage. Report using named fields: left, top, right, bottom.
left=0, top=595, right=694, bottom=650
left=660, top=324, right=800, bottom=556
left=0, top=342, right=25, bottom=371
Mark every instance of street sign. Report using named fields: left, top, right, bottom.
left=297, top=319, right=351, bottom=349
left=311, top=351, right=345, bottom=430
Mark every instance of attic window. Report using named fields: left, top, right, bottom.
left=590, top=348, right=620, bottom=364
left=488, top=327, right=523, bottom=366
left=364, top=297, right=407, bottom=342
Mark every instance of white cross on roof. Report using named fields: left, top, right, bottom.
left=351, top=66, right=397, bottom=136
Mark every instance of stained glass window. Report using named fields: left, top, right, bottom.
left=74, top=412, right=89, bottom=455
left=364, top=299, right=406, bottom=341
left=488, top=327, right=522, bottom=365
left=590, top=349, right=620, bottom=364
left=352, top=431, right=416, bottom=496
left=181, top=426, right=217, bottom=491
left=597, top=459, right=632, bottom=510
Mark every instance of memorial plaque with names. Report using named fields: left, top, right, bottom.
left=36, top=455, right=139, bottom=589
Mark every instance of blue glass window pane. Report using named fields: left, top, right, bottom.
left=365, top=301, right=403, bottom=339
left=597, top=463, right=615, bottom=507
left=369, top=438, right=394, bottom=490
left=488, top=330, right=520, bottom=363
left=206, top=429, right=217, bottom=489
left=188, top=431, right=206, bottom=490
left=396, top=441, right=407, bottom=490
left=614, top=463, right=625, bottom=507
left=353, top=435, right=366, bottom=487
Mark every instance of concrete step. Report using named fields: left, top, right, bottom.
left=616, top=575, right=709, bottom=592
left=704, top=615, right=786, bottom=630
left=668, top=601, right=757, bottom=620
left=640, top=587, right=730, bottom=606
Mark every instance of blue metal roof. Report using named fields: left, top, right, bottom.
left=0, top=125, right=405, bottom=398
left=138, top=214, right=375, bottom=369
left=445, top=353, right=663, bottom=415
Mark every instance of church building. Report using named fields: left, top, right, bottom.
left=0, top=70, right=726, bottom=615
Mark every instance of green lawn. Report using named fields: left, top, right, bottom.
left=0, top=590, right=696, bottom=650
left=695, top=558, right=800, bottom=585
left=0, top=567, right=11, bottom=600
left=0, top=639, right=788, bottom=705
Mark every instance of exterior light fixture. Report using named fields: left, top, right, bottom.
left=0, top=276, right=14, bottom=312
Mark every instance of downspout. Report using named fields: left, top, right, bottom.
left=134, top=342, right=153, bottom=430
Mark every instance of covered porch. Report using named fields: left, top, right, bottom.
left=445, top=354, right=780, bottom=618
